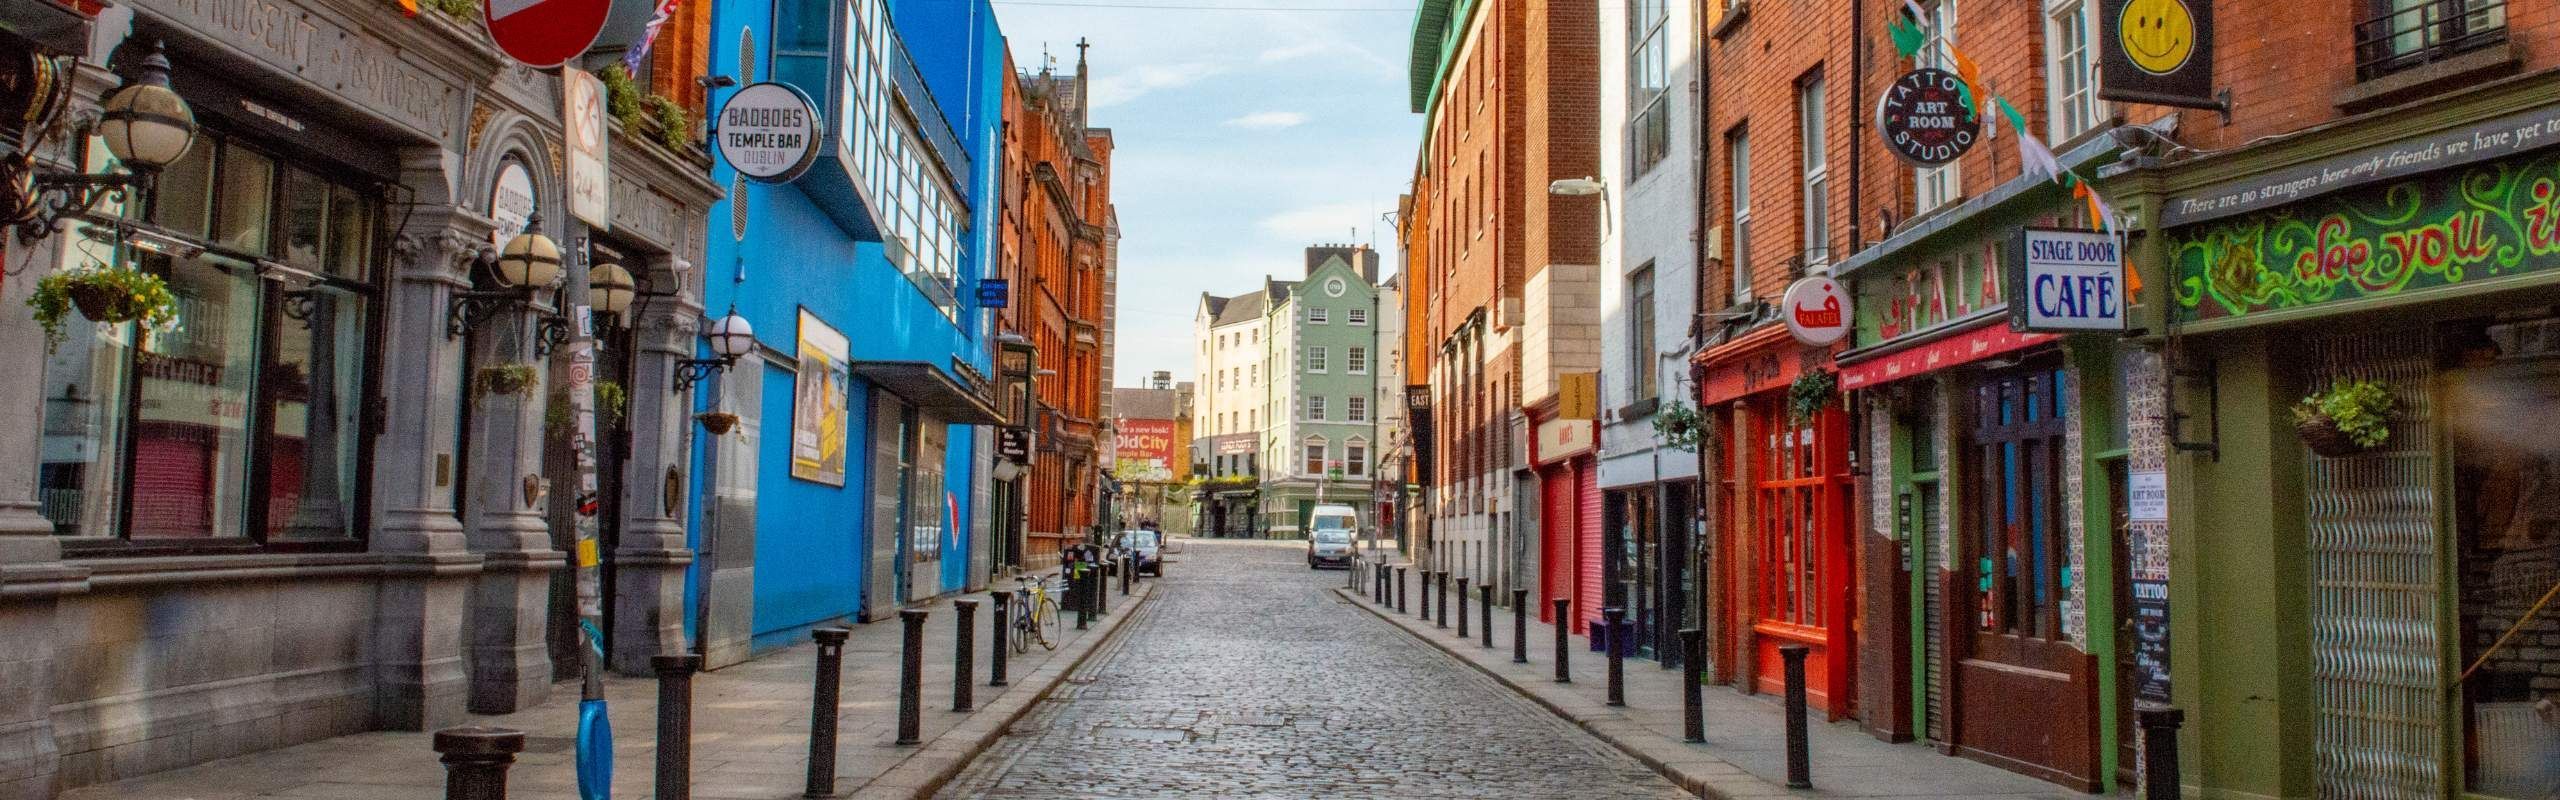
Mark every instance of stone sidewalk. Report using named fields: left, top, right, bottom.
left=65, top=572, right=1156, bottom=800
left=1336, top=578, right=2081, bottom=800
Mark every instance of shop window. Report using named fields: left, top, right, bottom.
left=2446, top=316, right=2560, bottom=797
left=1628, top=265, right=1656, bottom=401
left=40, top=134, right=378, bottom=548
left=1969, top=364, right=2069, bottom=639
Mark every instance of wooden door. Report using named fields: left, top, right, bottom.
left=1951, top=361, right=2099, bottom=790
left=1749, top=396, right=1854, bottom=717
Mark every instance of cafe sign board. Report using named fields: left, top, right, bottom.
left=2007, top=227, right=2126, bottom=333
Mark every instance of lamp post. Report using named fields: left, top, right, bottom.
left=671, top=310, right=755, bottom=392
left=996, top=332, right=1037, bottom=572
left=3, top=39, right=198, bottom=244
left=446, top=216, right=582, bottom=354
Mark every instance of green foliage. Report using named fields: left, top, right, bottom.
left=600, top=66, right=698, bottom=152
left=594, top=380, right=628, bottom=428
left=475, top=363, right=539, bottom=397
left=420, top=0, right=477, bottom=22
left=597, top=65, right=646, bottom=133
left=646, top=94, right=693, bottom=150
left=2295, top=380, right=2396, bottom=449
left=1652, top=400, right=1705, bottom=452
left=1788, top=369, right=1839, bottom=423
left=28, top=265, right=179, bottom=351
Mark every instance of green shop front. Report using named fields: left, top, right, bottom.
left=2136, top=76, right=2560, bottom=799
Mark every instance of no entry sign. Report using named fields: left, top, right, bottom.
left=484, top=0, right=612, bottom=69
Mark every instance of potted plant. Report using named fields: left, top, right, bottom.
left=696, top=410, right=740, bottom=435
left=1652, top=400, right=1705, bottom=452
left=2294, top=379, right=2395, bottom=457
left=28, top=265, right=180, bottom=350
left=1788, top=368, right=1840, bottom=423
left=475, top=362, right=539, bottom=397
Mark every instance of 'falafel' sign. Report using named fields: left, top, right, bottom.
left=716, top=82, right=821, bottom=183
left=1877, top=68, right=1978, bottom=167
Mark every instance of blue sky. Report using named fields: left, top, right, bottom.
left=992, top=0, right=1419, bottom=386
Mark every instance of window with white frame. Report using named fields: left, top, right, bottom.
left=2044, top=0, right=2102, bottom=142
left=1728, top=128, right=1753, bottom=302
left=1914, top=0, right=1962, bottom=211
left=1628, top=0, right=1671, bottom=176
left=1800, top=75, right=1830, bottom=267
left=1348, top=396, right=1369, bottom=422
left=1303, top=439, right=1327, bottom=475
left=1345, top=440, right=1369, bottom=477
left=1307, top=395, right=1327, bottom=421
left=1309, top=307, right=1329, bottom=324
left=1348, top=346, right=1368, bottom=374
left=1308, top=346, right=1329, bottom=373
left=1348, top=308, right=1368, bottom=325
left=840, top=0, right=962, bottom=312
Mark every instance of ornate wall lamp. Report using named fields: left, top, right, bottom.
left=671, top=309, right=754, bottom=392
left=449, top=216, right=592, bottom=355
left=3, top=39, right=198, bottom=244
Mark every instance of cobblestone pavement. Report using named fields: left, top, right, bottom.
left=937, top=539, right=1692, bottom=799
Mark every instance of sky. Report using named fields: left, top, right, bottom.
left=990, top=0, right=1421, bottom=387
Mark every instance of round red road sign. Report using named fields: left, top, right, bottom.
left=483, top=0, right=612, bottom=69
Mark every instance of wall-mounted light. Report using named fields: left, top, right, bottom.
left=673, top=309, right=755, bottom=392
left=4, top=39, right=198, bottom=244
left=449, top=214, right=571, bottom=353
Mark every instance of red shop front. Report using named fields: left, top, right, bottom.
left=1697, top=324, right=1856, bottom=717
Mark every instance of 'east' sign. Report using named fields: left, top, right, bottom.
left=2008, top=227, right=2126, bottom=333
left=1877, top=68, right=1978, bottom=167
left=2099, top=0, right=2218, bottom=110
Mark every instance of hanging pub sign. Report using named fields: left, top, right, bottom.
left=715, top=82, right=820, bottom=183
left=1877, top=68, right=1978, bottom=167
left=2098, top=0, right=2217, bottom=109
left=489, top=160, right=536, bottom=247
left=2007, top=227, right=2127, bottom=333
left=1782, top=275, right=1852, bottom=346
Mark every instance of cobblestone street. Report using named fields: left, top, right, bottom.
left=938, top=539, right=1691, bottom=799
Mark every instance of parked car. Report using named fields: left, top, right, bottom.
left=1305, top=504, right=1359, bottom=569
left=1118, top=529, right=1163, bottom=575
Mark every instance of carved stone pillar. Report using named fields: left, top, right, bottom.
left=608, top=255, right=698, bottom=673
left=461, top=298, right=565, bottom=713
left=371, top=148, right=489, bottom=731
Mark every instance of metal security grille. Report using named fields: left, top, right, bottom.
left=2303, top=328, right=2441, bottom=799
left=1922, top=484, right=1946, bottom=742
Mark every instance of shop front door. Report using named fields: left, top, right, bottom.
left=1749, top=397, right=1853, bottom=716
left=1951, top=361, right=2098, bottom=789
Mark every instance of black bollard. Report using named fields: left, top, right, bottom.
left=1075, top=565, right=1092, bottom=631
left=1121, top=555, right=1132, bottom=596
left=1094, top=562, right=1110, bottom=616
left=1436, top=572, right=1450, bottom=628
left=803, top=627, right=850, bottom=798
left=652, top=654, right=703, bottom=800
left=1480, top=584, right=1493, bottom=649
left=1780, top=643, right=1812, bottom=789
left=1680, top=629, right=1705, bottom=742
left=1512, top=588, right=1529, bottom=663
left=1376, top=567, right=1387, bottom=604
left=1456, top=577, right=1471, bottom=639
left=435, top=727, right=524, bottom=800
left=988, top=590, right=1010, bottom=687
left=1418, top=570, right=1433, bottom=619
left=953, top=600, right=978, bottom=712
left=1398, top=568, right=1409, bottom=614
left=1552, top=598, right=1572, bottom=683
left=2138, top=705, right=2184, bottom=800
left=896, top=609, right=927, bottom=745
left=1603, top=606, right=1626, bottom=707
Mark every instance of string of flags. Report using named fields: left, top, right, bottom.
left=1887, top=0, right=2137, bottom=292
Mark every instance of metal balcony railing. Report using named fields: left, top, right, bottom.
left=2354, top=0, right=2507, bottom=81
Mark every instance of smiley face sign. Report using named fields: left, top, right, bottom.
left=2099, top=0, right=2216, bottom=110
left=2118, top=0, right=2195, bottom=75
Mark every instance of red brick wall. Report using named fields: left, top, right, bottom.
left=1706, top=0, right=1857, bottom=303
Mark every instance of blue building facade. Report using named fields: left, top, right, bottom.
left=690, top=0, right=1008, bottom=662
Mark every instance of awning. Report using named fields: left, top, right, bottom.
left=1837, top=321, right=2056, bottom=390
left=853, top=360, right=1003, bottom=425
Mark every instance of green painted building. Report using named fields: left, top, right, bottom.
left=1259, top=247, right=1386, bottom=538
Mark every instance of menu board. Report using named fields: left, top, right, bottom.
left=2130, top=578, right=2172, bottom=704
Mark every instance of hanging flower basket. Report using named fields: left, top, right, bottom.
left=1788, top=369, right=1840, bottom=423
left=2293, top=380, right=2394, bottom=458
left=696, top=410, right=739, bottom=435
left=28, top=265, right=181, bottom=350
left=475, top=363, right=539, bottom=397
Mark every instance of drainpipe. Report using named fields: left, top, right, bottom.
left=1690, top=0, right=1719, bottom=686
left=1849, top=0, right=1865, bottom=256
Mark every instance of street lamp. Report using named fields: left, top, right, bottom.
left=1547, top=176, right=1613, bottom=236
left=672, top=309, right=755, bottom=392
left=448, top=215, right=575, bottom=353
left=587, top=262, right=637, bottom=317
left=5, top=39, right=198, bottom=243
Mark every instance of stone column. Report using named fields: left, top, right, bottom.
left=462, top=292, right=566, bottom=713
left=609, top=255, right=698, bottom=673
left=371, top=148, right=490, bottom=731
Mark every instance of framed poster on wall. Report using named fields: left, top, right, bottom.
left=791, top=310, right=850, bottom=486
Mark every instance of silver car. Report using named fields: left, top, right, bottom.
left=1306, top=529, right=1355, bottom=569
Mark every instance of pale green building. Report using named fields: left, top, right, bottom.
left=1258, top=246, right=1384, bottom=539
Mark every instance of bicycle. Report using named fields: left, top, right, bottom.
left=1008, top=571, right=1063, bottom=653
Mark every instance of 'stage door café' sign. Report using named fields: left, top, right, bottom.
left=2007, top=227, right=2126, bottom=333
left=1877, top=68, right=1978, bottom=167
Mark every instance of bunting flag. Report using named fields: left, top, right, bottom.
left=396, top=0, right=418, bottom=15
left=1887, top=18, right=1926, bottom=59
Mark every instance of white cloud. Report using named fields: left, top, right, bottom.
left=1086, top=62, right=1222, bottom=109
left=1258, top=41, right=1330, bottom=64
left=1223, top=111, right=1308, bottom=130
left=1258, top=202, right=1381, bottom=240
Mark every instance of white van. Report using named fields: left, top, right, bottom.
left=1304, top=504, right=1359, bottom=569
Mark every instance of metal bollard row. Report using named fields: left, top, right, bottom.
left=1478, top=583, right=1492, bottom=649
left=896, top=609, right=926, bottom=746
left=1679, top=629, right=1704, bottom=743
left=989, top=590, right=1010, bottom=687
left=1511, top=588, right=1528, bottom=664
left=653, top=654, right=702, bottom=800
left=1552, top=598, right=1571, bottom=684
left=434, top=727, right=524, bottom=800
left=954, top=600, right=978, bottom=712
left=1456, top=577, right=1470, bottom=639
left=804, top=627, right=850, bottom=798
left=1603, top=606, right=1626, bottom=707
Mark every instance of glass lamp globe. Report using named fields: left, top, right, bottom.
left=589, top=262, right=636, bottom=315
left=495, top=230, right=561, bottom=289
left=707, top=312, right=755, bottom=357
left=98, top=43, right=196, bottom=172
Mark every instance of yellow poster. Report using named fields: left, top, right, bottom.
left=791, top=310, right=850, bottom=486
